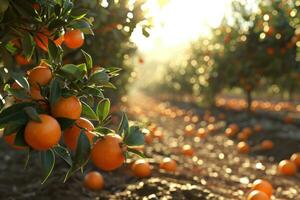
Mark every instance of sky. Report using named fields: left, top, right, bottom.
left=131, top=0, right=234, bottom=57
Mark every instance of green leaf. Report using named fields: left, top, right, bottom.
left=83, top=87, right=104, bottom=97
left=81, top=101, right=98, bottom=120
left=64, top=131, right=90, bottom=182
left=81, top=50, right=93, bottom=72
left=24, top=107, right=41, bottom=122
left=94, top=126, right=114, bottom=135
left=4, top=122, right=26, bottom=136
left=40, top=150, right=55, bottom=184
left=48, top=39, right=62, bottom=64
left=117, top=112, right=129, bottom=135
left=89, top=70, right=109, bottom=85
left=53, top=145, right=72, bottom=166
left=49, top=78, right=61, bottom=107
left=24, top=149, right=32, bottom=169
left=9, top=71, right=30, bottom=91
left=96, top=98, right=110, bottom=121
left=123, top=126, right=145, bottom=146
left=101, top=82, right=117, bottom=89
left=60, top=64, right=86, bottom=81
left=56, top=117, right=76, bottom=130
left=127, top=147, right=146, bottom=158
left=0, top=110, right=28, bottom=128
left=22, top=32, right=35, bottom=60
left=5, top=42, right=18, bottom=54
left=69, top=20, right=94, bottom=35
left=14, top=127, right=27, bottom=147
left=6, top=87, right=31, bottom=99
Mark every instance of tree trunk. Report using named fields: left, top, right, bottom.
left=246, top=90, right=252, bottom=113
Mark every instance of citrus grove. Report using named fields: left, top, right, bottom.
left=0, top=0, right=146, bottom=184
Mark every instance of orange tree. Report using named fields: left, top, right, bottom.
left=153, top=0, right=300, bottom=110
left=0, top=0, right=145, bottom=183
left=63, top=0, right=150, bottom=102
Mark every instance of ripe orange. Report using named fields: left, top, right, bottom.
left=284, top=116, right=293, bottom=124
left=196, top=128, right=207, bottom=139
left=247, top=190, right=269, bottom=200
left=24, top=114, right=61, bottom=150
left=30, top=87, right=44, bottom=100
left=278, top=160, right=297, bottom=176
left=144, top=132, right=153, bottom=144
left=251, top=179, right=273, bottom=197
left=64, top=118, right=95, bottom=150
left=254, top=124, right=263, bottom=132
left=4, top=132, right=26, bottom=150
left=91, top=134, right=125, bottom=171
left=184, top=124, right=195, bottom=136
left=237, top=132, right=249, bottom=141
left=237, top=141, right=250, bottom=154
left=260, top=140, right=273, bottom=150
left=51, top=96, right=82, bottom=120
left=64, top=29, right=84, bottom=49
left=290, top=153, right=300, bottom=167
left=160, top=157, right=177, bottom=172
left=242, top=127, right=252, bottom=136
left=27, top=66, right=52, bottom=88
left=181, top=144, right=194, bottom=157
left=131, top=159, right=152, bottom=178
left=84, top=171, right=104, bottom=190
left=15, top=54, right=32, bottom=65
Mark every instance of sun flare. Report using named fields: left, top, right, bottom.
left=131, top=0, right=233, bottom=52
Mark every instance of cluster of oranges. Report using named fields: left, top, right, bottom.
left=83, top=157, right=177, bottom=191
left=216, top=97, right=299, bottom=116
left=4, top=62, right=129, bottom=176
left=224, top=123, right=274, bottom=154
left=14, top=27, right=84, bottom=66
left=277, top=153, right=300, bottom=176
left=247, top=179, right=273, bottom=200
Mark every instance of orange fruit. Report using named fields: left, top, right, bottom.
left=251, top=179, right=273, bottom=197
left=84, top=171, right=104, bottom=190
left=284, top=116, right=293, bottom=124
left=15, top=54, right=32, bottom=65
left=160, top=157, right=177, bottom=172
left=225, top=127, right=236, bottom=137
left=30, top=87, right=44, bottom=100
left=32, top=3, right=41, bottom=11
left=51, top=96, right=82, bottom=120
left=4, top=132, right=26, bottom=150
left=254, top=124, right=263, bottom=132
left=64, top=118, right=95, bottom=151
left=196, top=128, right=207, bottom=139
left=131, top=159, right=152, bottom=178
left=64, top=29, right=84, bottom=49
left=144, top=132, right=153, bottom=144
left=242, top=127, right=252, bottom=136
left=237, top=132, right=249, bottom=141
left=27, top=66, right=52, bottom=88
left=260, top=140, right=273, bottom=150
left=278, top=160, right=297, bottom=176
left=247, top=190, right=269, bottom=200
left=181, top=144, right=194, bottom=157
left=290, top=153, right=300, bottom=167
left=184, top=124, right=195, bottom=136
left=24, top=114, right=61, bottom=150
left=237, top=141, right=250, bottom=154
left=91, top=134, right=125, bottom=171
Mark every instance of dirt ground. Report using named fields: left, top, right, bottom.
left=1, top=93, right=300, bottom=200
